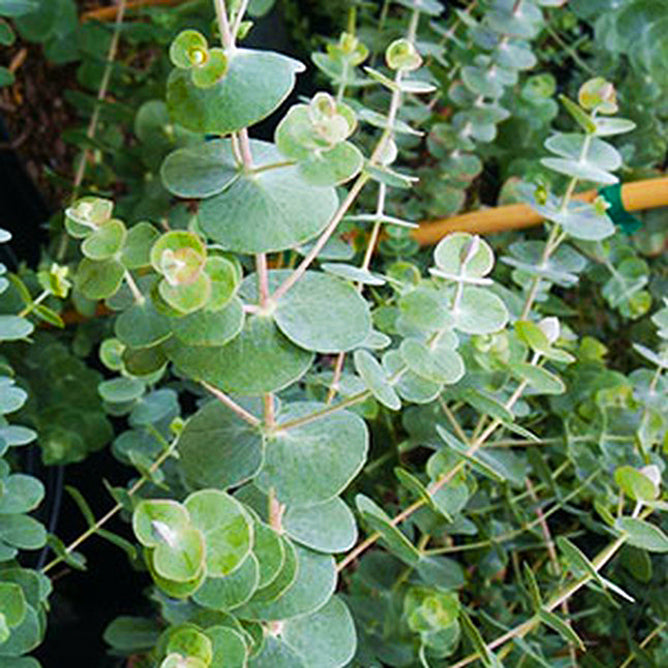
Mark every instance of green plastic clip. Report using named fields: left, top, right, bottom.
left=598, top=183, right=642, bottom=235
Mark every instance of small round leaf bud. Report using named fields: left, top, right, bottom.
left=169, top=30, right=209, bottom=70
left=385, top=38, right=422, bottom=72
left=578, top=77, right=618, bottom=115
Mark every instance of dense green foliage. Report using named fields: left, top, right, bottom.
left=0, top=0, right=666, bottom=666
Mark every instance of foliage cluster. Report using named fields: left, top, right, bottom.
left=0, top=0, right=666, bottom=666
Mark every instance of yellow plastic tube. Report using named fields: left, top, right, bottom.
left=413, top=176, right=668, bottom=246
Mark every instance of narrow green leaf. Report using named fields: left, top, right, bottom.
left=537, top=608, right=585, bottom=650
left=460, top=610, right=496, bottom=668
left=395, top=468, right=436, bottom=512
left=615, top=518, right=668, bottom=553
left=522, top=563, right=542, bottom=611
left=65, top=486, right=96, bottom=526
left=436, top=426, right=505, bottom=483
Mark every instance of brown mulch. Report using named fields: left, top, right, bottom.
left=0, top=2, right=117, bottom=207
left=1, top=43, right=80, bottom=208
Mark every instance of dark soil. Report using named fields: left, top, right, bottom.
left=1, top=43, right=79, bottom=208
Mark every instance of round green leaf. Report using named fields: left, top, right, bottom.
left=193, top=553, right=260, bottom=611
left=257, top=402, right=368, bottom=507
left=321, top=263, right=385, bottom=286
left=115, top=299, right=172, bottom=349
left=159, top=273, right=211, bottom=315
left=191, top=48, right=228, bottom=89
left=152, top=525, right=205, bottom=583
left=400, top=338, right=465, bottom=385
left=297, top=142, right=364, bottom=186
left=0, top=603, right=41, bottom=656
left=205, top=625, right=249, bottom=667
left=167, top=49, right=305, bottom=135
left=248, top=636, right=306, bottom=668
left=454, top=287, right=509, bottom=335
left=282, top=596, right=356, bottom=668
left=161, top=140, right=239, bottom=198
left=81, top=219, right=127, bottom=261
left=172, top=296, right=244, bottom=347
left=123, top=345, right=168, bottom=377
left=0, top=583, right=26, bottom=628
left=398, top=286, right=454, bottom=333
left=236, top=545, right=336, bottom=621
left=284, top=497, right=357, bottom=553
left=98, top=377, right=145, bottom=404
left=434, top=232, right=494, bottom=278
left=76, top=258, right=124, bottom=300
left=129, top=389, right=179, bottom=427
left=416, top=555, right=465, bottom=589
left=529, top=193, right=616, bottom=241
left=253, top=522, right=285, bottom=588
left=0, top=515, right=45, bottom=550
left=246, top=536, right=297, bottom=605
left=184, top=490, right=253, bottom=577
left=177, top=399, right=264, bottom=490
left=121, top=222, right=161, bottom=270
left=205, top=256, right=239, bottom=310
left=165, top=315, right=314, bottom=395
left=199, top=141, right=338, bottom=254
left=0, top=475, right=44, bottom=514
left=0, top=316, right=33, bottom=342
left=274, top=271, right=371, bottom=353
left=146, top=551, right=206, bottom=599
left=133, top=499, right=191, bottom=549
left=118, top=618, right=156, bottom=654
left=593, top=117, right=636, bottom=137
left=383, top=350, right=443, bottom=404
left=166, top=626, right=212, bottom=664
left=354, top=349, right=401, bottom=410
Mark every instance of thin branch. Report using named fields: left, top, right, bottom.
left=263, top=393, right=275, bottom=429
left=58, top=0, right=128, bottom=260
left=544, top=23, right=595, bottom=76
left=213, top=0, right=234, bottom=49
left=526, top=477, right=577, bottom=665
left=72, top=0, right=127, bottom=197
left=427, top=472, right=598, bottom=556
left=618, top=621, right=667, bottom=668
left=337, top=377, right=530, bottom=570
left=275, top=390, right=370, bottom=432
left=231, top=0, right=250, bottom=39
left=41, top=432, right=178, bottom=574
left=438, top=398, right=469, bottom=444
left=81, top=0, right=180, bottom=22
left=326, top=353, right=346, bottom=404
left=256, top=253, right=269, bottom=307
left=450, top=536, right=628, bottom=667
left=271, top=174, right=369, bottom=302
left=450, top=507, right=657, bottom=668
left=124, top=270, right=145, bottom=305
left=268, top=489, right=285, bottom=533
left=201, top=381, right=261, bottom=427
left=237, top=127, right=253, bottom=168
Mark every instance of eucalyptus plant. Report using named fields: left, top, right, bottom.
left=0, top=0, right=666, bottom=666
left=0, top=227, right=66, bottom=661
